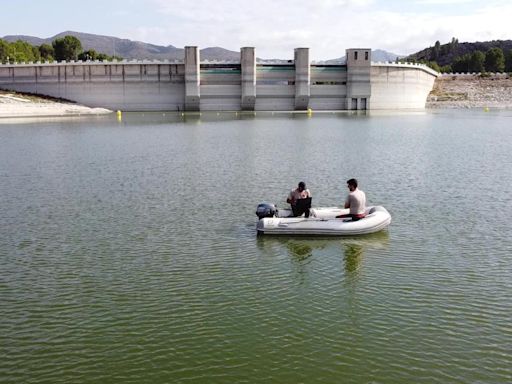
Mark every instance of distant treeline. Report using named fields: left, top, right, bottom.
left=0, top=35, right=122, bottom=64
left=403, top=38, right=512, bottom=73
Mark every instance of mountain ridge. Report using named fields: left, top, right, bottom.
left=2, top=31, right=400, bottom=62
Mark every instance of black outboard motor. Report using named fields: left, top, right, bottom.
left=256, top=202, right=277, bottom=219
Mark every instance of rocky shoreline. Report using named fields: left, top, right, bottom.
left=2, top=74, right=512, bottom=118
left=427, top=73, right=512, bottom=109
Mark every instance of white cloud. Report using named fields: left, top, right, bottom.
left=127, top=0, right=512, bottom=60
left=414, top=0, right=472, bottom=4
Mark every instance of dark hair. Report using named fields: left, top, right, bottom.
left=298, top=181, right=306, bottom=189
left=347, top=178, right=358, bottom=188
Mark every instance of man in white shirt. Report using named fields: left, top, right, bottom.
left=287, top=181, right=312, bottom=217
left=337, top=178, right=366, bottom=221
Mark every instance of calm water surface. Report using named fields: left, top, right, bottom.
left=1, top=110, right=511, bottom=383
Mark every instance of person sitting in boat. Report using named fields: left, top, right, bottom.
left=287, top=181, right=312, bottom=217
left=336, top=178, right=366, bottom=221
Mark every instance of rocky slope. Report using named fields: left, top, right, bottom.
left=427, top=74, right=512, bottom=109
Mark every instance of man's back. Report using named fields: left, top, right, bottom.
left=347, top=188, right=366, bottom=215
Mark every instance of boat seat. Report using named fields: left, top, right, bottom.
left=293, top=197, right=312, bottom=218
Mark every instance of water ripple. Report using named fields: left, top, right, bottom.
left=1, top=112, right=512, bottom=383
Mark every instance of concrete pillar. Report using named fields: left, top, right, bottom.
left=346, top=48, right=371, bottom=110
left=240, top=47, right=256, bottom=111
left=184, top=46, right=200, bottom=111
left=294, top=48, right=310, bottom=110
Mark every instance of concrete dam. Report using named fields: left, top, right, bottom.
left=0, top=47, right=438, bottom=112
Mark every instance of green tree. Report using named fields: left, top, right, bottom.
left=440, top=64, right=452, bottom=73
left=432, top=40, right=441, bottom=61
left=52, top=35, right=82, bottom=61
left=77, top=49, right=121, bottom=62
left=31, top=45, right=41, bottom=62
left=9, top=40, right=38, bottom=62
left=484, top=47, right=505, bottom=72
left=449, top=37, right=459, bottom=53
left=0, top=39, right=9, bottom=63
left=96, top=53, right=109, bottom=61
left=427, top=61, right=441, bottom=72
left=78, top=49, right=98, bottom=61
left=452, top=54, right=471, bottom=73
left=38, top=43, right=54, bottom=61
left=469, top=50, right=485, bottom=73
left=505, top=49, right=512, bottom=72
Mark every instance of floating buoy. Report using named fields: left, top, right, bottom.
left=484, top=107, right=489, bottom=112
left=116, top=110, right=122, bottom=121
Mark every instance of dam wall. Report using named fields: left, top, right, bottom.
left=0, top=47, right=438, bottom=111
left=0, top=62, right=186, bottom=111
left=370, top=62, right=438, bottom=109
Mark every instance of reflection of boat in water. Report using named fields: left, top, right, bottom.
left=256, top=231, right=389, bottom=274
left=343, top=243, right=365, bottom=273
left=256, top=230, right=389, bottom=257
left=256, top=202, right=391, bottom=236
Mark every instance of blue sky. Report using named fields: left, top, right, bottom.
left=1, top=0, right=511, bottom=59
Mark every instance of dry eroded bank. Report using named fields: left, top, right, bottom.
left=0, top=91, right=111, bottom=118
left=427, top=74, right=512, bottom=109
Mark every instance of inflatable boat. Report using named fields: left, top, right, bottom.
left=255, top=202, right=391, bottom=236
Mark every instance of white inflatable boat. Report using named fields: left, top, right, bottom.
left=255, top=203, right=391, bottom=236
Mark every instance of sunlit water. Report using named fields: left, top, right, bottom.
left=1, top=110, right=511, bottom=383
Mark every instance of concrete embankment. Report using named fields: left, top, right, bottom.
left=0, top=48, right=437, bottom=112
left=2, top=73, right=511, bottom=117
left=0, top=90, right=112, bottom=118
left=427, top=74, right=512, bottom=109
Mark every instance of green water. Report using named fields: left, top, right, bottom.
left=1, top=110, right=511, bottom=383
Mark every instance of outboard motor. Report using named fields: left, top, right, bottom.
left=256, top=202, right=277, bottom=219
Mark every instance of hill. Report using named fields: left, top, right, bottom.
left=406, top=39, right=512, bottom=67
left=323, top=49, right=402, bottom=64
left=2, top=31, right=241, bottom=61
left=2, top=31, right=399, bottom=63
